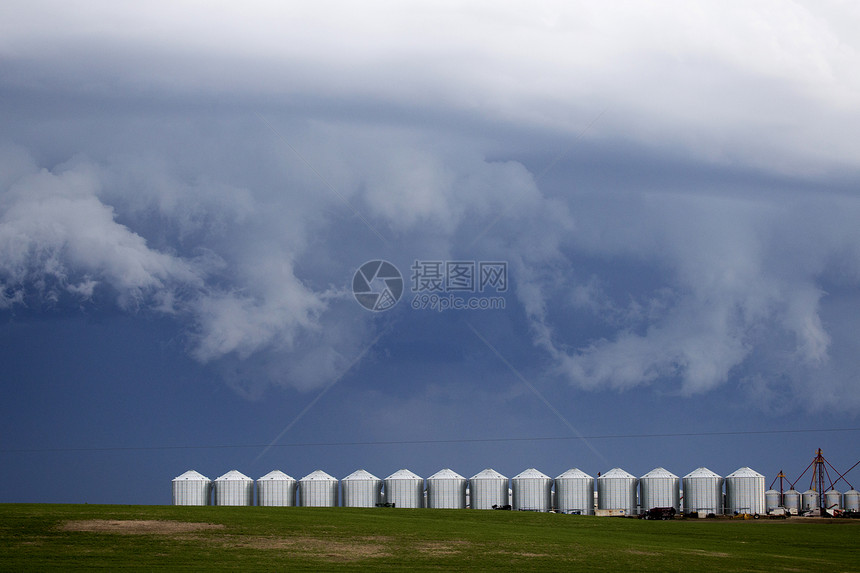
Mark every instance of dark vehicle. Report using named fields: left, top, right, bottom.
left=640, top=507, right=676, bottom=520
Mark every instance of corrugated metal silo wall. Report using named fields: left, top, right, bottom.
left=597, top=477, right=637, bottom=513
left=764, top=490, right=781, bottom=513
left=682, top=477, right=723, bottom=515
left=511, top=477, right=552, bottom=512
left=257, top=479, right=297, bottom=506
left=341, top=479, right=382, bottom=507
left=384, top=478, right=424, bottom=508
left=555, top=477, right=594, bottom=514
left=469, top=478, right=509, bottom=509
left=844, top=490, right=860, bottom=511
left=172, top=480, right=211, bottom=506
left=214, top=480, right=254, bottom=506
left=640, top=477, right=680, bottom=511
left=427, top=478, right=467, bottom=509
left=300, top=480, right=339, bottom=507
left=725, top=476, right=765, bottom=514
left=783, top=490, right=801, bottom=512
left=801, top=490, right=818, bottom=511
left=825, top=490, right=842, bottom=510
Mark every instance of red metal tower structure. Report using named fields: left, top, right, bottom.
left=790, top=448, right=854, bottom=511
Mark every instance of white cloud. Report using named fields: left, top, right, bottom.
left=0, top=154, right=202, bottom=310
left=3, top=1, right=859, bottom=173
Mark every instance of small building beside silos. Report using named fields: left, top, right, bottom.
left=725, top=467, right=766, bottom=515
left=469, top=469, right=509, bottom=509
left=597, top=468, right=637, bottom=515
left=299, top=470, right=338, bottom=507
left=639, top=467, right=680, bottom=513
left=384, top=469, right=424, bottom=508
left=341, top=470, right=382, bottom=507
left=257, top=470, right=296, bottom=506
left=555, top=468, right=594, bottom=515
left=511, top=468, right=553, bottom=512
left=765, top=489, right=781, bottom=513
left=682, top=467, right=723, bottom=515
left=426, top=469, right=468, bottom=509
left=843, top=489, right=860, bottom=512
left=783, top=489, right=801, bottom=513
left=172, top=470, right=212, bottom=506
left=214, top=470, right=254, bottom=506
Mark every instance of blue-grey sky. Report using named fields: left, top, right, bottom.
left=1, top=1, right=859, bottom=504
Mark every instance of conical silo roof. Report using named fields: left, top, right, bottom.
left=470, top=468, right=507, bottom=480
left=683, top=467, right=721, bottom=479
left=386, top=468, right=422, bottom=480
left=513, top=468, right=551, bottom=480
left=343, top=469, right=380, bottom=481
left=428, top=468, right=465, bottom=480
left=301, top=469, right=337, bottom=481
left=215, top=470, right=252, bottom=482
left=726, top=467, right=764, bottom=478
left=173, top=470, right=210, bottom=481
left=556, top=468, right=592, bottom=480
left=599, top=467, right=635, bottom=479
left=641, top=467, right=678, bottom=479
left=258, top=470, right=295, bottom=481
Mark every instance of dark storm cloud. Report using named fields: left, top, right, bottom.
left=2, top=0, right=860, bottom=412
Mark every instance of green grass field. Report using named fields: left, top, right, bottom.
left=1, top=504, right=857, bottom=571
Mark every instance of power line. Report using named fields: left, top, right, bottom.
left=2, top=427, right=858, bottom=454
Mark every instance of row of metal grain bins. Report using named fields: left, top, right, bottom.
left=172, top=469, right=257, bottom=506
left=604, top=466, right=766, bottom=515
left=682, top=466, right=767, bottom=515
left=174, top=466, right=776, bottom=514
left=770, top=487, right=860, bottom=513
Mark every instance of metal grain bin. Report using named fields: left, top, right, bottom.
left=639, top=468, right=680, bottom=513
left=341, top=470, right=382, bottom=507
left=765, top=489, right=781, bottom=513
left=172, top=470, right=211, bottom=506
left=469, top=469, right=509, bottom=509
left=426, top=469, right=467, bottom=509
left=824, top=489, right=842, bottom=511
left=257, top=470, right=297, bottom=506
left=843, top=489, right=860, bottom=512
left=783, top=489, right=801, bottom=513
left=725, top=467, right=765, bottom=515
left=511, top=468, right=553, bottom=512
left=801, top=489, right=819, bottom=511
left=213, top=470, right=254, bottom=506
left=682, top=467, right=723, bottom=515
left=597, top=468, right=637, bottom=515
left=555, top=468, right=594, bottom=515
left=299, top=470, right=338, bottom=507
left=384, top=469, right=424, bottom=508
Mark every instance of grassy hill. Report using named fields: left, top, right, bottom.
left=2, top=504, right=858, bottom=571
